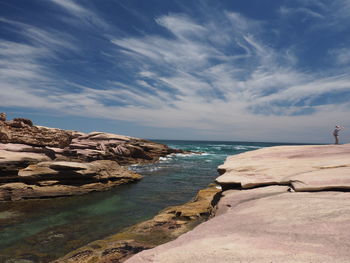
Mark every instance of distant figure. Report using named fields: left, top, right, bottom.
left=333, top=125, right=344, bottom=144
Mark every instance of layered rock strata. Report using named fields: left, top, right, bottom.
left=125, top=144, right=350, bottom=263
left=0, top=115, right=182, bottom=201
left=0, top=160, right=141, bottom=201
left=54, top=185, right=221, bottom=263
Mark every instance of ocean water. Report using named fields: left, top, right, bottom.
left=0, top=140, right=300, bottom=262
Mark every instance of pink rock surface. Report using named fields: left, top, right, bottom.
left=216, top=144, right=350, bottom=190
left=126, top=144, right=350, bottom=263
left=126, top=186, right=350, bottom=263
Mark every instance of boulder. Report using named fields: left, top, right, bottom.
left=1, top=123, right=73, bottom=148
left=0, top=112, right=6, bottom=121
left=0, top=160, right=142, bottom=201
left=0, top=148, right=52, bottom=176
left=79, top=131, right=131, bottom=142
left=12, top=118, right=33, bottom=127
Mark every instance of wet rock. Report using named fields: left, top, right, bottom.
left=54, top=185, right=221, bottom=263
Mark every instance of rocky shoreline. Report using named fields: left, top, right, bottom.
left=5, top=116, right=349, bottom=262
left=125, top=144, right=350, bottom=263
left=0, top=114, right=183, bottom=201
left=54, top=184, right=221, bottom=262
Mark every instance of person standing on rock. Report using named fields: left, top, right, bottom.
left=333, top=125, right=344, bottom=144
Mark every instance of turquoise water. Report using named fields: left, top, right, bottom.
left=0, top=140, right=300, bottom=262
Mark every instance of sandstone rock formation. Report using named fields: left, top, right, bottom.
left=59, top=131, right=179, bottom=165
left=216, top=144, right=350, bottom=191
left=54, top=185, right=221, bottom=263
left=0, top=160, right=141, bottom=201
left=125, top=144, right=350, bottom=263
left=0, top=112, right=6, bottom=121
left=0, top=114, right=182, bottom=201
left=0, top=118, right=73, bottom=148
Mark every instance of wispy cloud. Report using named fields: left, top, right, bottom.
left=330, top=47, right=350, bottom=65
left=48, top=0, right=109, bottom=29
left=281, top=0, right=350, bottom=30
left=0, top=18, right=79, bottom=110
left=1, top=0, right=350, bottom=142
left=279, top=6, right=324, bottom=20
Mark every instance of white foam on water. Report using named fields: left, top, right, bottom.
left=174, top=153, right=198, bottom=157
left=234, top=145, right=263, bottom=150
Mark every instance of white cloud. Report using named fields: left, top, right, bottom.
left=48, top=0, right=108, bottom=29
left=155, top=14, right=207, bottom=39
left=106, top=12, right=350, bottom=142
left=281, top=0, right=350, bottom=30
left=279, top=6, right=324, bottom=19
left=330, top=47, right=350, bottom=65
left=1, top=3, right=350, bottom=143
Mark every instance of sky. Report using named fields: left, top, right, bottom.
left=1, top=0, right=350, bottom=143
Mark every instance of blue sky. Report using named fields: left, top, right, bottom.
left=1, top=0, right=350, bottom=143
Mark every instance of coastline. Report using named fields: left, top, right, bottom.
left=124, top=144, right=350, bottom=262
left=4, top=120, right=344, bottom=263
left=0, top=115, right=184, bottom=201
left=54, top=184, right=221, bottom=262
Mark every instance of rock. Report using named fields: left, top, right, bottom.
left=12, top=118, right=33, bottom=127
left=126, top=186, right=350, bottom=263
left=54, top=185, right=221, bottom=263
left=0, top=115, right=183, bottom=164
left=0, top=182, right=78, bottom=201
left=1, top=123, right=73, bottom=148
left=0, top=148, right=52, bottom=176
left=216, top=144, right=350, bottom=190
left=5, top=259, right=34, bottom=263
left=63, top=131, right=179, bottom=164
left=0, top=113, right=6, bottom=121
left=124, top=144, right=350, bottom=263
left=160, top=186, right=222, bottom=219
left=0, top=126, right=11, bottom=142
left=290, top=166, right=350, bottom=191
left=0, top=114, right=184, bottom=201
left=0, top=143, right=56, bottom=159
left=79, top=132, right=131, bottom=142
left=0, top=160, right=142, bottom=201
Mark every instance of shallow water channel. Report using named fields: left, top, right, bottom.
left=0, top=140, right=287, bottom=262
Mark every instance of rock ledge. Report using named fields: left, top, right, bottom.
left=125, top=144, right=350, bottom=263
left=0, top=114, right=182, bottom=201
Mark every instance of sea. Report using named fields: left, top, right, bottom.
left=0, top=140, right=302, bottom=262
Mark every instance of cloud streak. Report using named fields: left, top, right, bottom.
left=48, top=0, right=109, bottom=29
left=1, top=0, right=350, bottom=142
